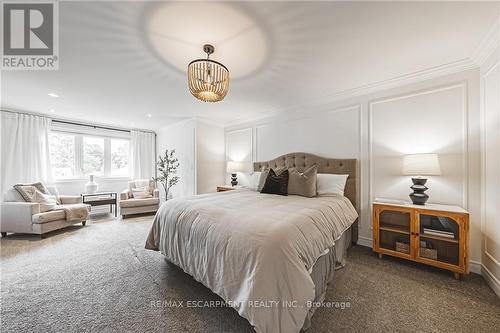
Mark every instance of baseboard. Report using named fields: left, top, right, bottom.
left=469, top=260, right=482, bottom=274
left=481, top=264, right=500, bottom=298
left=356, top=236, right=372, bottom=248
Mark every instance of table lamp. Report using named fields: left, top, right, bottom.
left=402, top=153, right=441, bottom=205
left=226, top=161, right=245, bottom=186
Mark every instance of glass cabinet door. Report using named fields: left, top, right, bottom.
left=417, top=214, right=460, bottom=267
left=378, top=209, right=412, bottom=257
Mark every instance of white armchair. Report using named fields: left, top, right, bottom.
left=1, top=186, right=89, bottom=238
left=119, top=180, right=160, bottom=218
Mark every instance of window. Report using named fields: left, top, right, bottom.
left=83, top=137, right=104, bottom=176
left=49, top=133, right=76, bottom=179
left=49, top=132, right=130, bottom=179
left=111, top=139, right=129, bottom=176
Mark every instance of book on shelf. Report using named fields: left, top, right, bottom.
left=426, top=216, right=459, bottom=235
left=423, top=228, right=455, bottom=239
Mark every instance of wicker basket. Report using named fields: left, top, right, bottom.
left=395, top=241, right=410, bottom=254
left=420, top=247, right=438, bottom=260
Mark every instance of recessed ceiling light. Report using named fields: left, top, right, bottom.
left=146, top=114, right=152, bottom=118
left=49, top=108, right=56, bottom=113
left=48, top=93, right=59, bottom=98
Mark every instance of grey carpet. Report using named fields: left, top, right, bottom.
left=1, top=215, right=499, bottom=333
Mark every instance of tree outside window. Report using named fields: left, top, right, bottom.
left=49, top=132, right=130, bottom=179
left=83, top=137, right=104, bottom=176
left=49, top=133, right=75, bottom=178
left=111, top=139, right=129, bottom=176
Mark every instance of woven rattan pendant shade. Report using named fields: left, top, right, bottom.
left=188, top=45, right=229, bottom=102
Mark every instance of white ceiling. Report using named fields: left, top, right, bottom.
left=2, top=1, right=498, bottom=130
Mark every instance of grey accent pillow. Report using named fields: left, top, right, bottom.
left=12, top=185, right=57, bottom=211
left=257, top=166, right=286, bottom=192
left=13, top=185, right=38, bottom=202
left=288, top=165, right=318, bottom=198
left=14, top=182, right=50, bottom=201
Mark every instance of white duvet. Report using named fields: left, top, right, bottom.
left=145, top=189, right=358, bottom=333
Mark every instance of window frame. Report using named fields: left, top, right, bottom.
left=50, top=130, right=131, bottom=180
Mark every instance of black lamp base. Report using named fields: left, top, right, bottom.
left=230, top=173, right=238, bottom=186
left=409, top=177, right=429, bottom=205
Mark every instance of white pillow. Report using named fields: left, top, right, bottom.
left=132, top=186, right=152, bottom=199
left=246, top=172, right=261, bottom=191
left=316, top=174, right=349, bottom=196
left=32, top=190, right=58, bottom=212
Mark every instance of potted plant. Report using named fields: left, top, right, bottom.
left=152, top=149, right=180, bottom=201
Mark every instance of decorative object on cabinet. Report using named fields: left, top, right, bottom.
left=402, top=153, right=441, bottom=205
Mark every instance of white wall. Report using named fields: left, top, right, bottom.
left=480, top=44, right=500, bottom=295
left=371, top=85, right=467, bottom=207
left=156, top=119, right=196, bottom=199
left=225, top=128, right=254, bottom=186
left=196, top=120, right=225, bottom=194
left=156, top=118, right=225, bottom=198
left=225, top=69, right=483, bottom=271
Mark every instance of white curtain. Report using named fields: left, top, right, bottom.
left=130, top=130, right=156, bottom=180
left=0, top=112, right=53, bottom=195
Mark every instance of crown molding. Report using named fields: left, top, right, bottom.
left=224, top=58, right=476, bottom=128
left=195, top=116, right=226, bottom=128
left=471, top=17, right=500, bottom=67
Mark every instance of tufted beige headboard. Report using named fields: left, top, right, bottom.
left=254, top=153, right=358, bottom=243
left=253, top=152, right=358, bottom=210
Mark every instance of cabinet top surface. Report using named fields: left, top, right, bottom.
left=373, top=201, right=468, bottom=214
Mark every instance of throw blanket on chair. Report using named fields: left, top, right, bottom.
left=54, top=204, right=91, bottom=221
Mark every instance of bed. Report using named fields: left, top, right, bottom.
left=145, top=153, right=359, bottom=333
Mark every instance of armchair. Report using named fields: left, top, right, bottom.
left=119, top=180, right=160, bottom=218
left=1, top=185, right=89, bottom=238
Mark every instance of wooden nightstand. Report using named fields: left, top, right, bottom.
left=372, top=201, right=469, bottom=279
left=217, top=185, right=240, bottom=192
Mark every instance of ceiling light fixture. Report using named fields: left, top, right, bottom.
left=146, top=114, right=152, bottom=118
left=188, top=44, right=229, bottom=102
left=49, top=108, right=56, bottom=113
left=48, top=93, right=59, bottom=98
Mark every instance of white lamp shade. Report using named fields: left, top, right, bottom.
left=226, top=161, right=249, bottom=173
left=402, top=153, right=441, bottom=176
